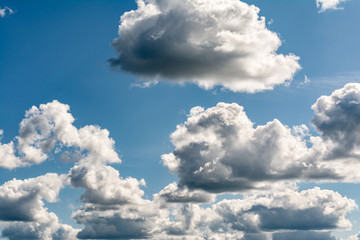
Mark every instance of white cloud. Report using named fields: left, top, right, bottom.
left=0, top=174, right=79, bottom=240
left=155, top=182, right=216, bottom=205
left=162, top=83, right=360, bottom=192
left=110, top=0, right=300, bottom=93
left=0, top=6, right=13, bottom=18
left=0, top=100, right=120, bottom=169
left=316, top=0, right=347, bottom=12
left=157, top=187, right=356, bottom=239
left=2, top=95, right=360, bottom=239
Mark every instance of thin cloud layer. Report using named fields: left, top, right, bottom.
left=316, top=0, right=347, bottom=12
left=162, top=83, right=360, bottom=192
left=110, top=0, right=300, bottom=93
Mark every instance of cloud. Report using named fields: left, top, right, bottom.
left=272, top=231, right=336, bottom=240
left=156, top=182, right=216, bottom=205
left=162, top=83, right=360, bottom=193
left=0, top=100, right=120, bottom=169
left=110, top=0, right=300, bottom=93
left=161, top=103, right=331, bottom=193
left=1, top=97, right=360, bottom=239
left=0, top=6, right=13, bottom=18
left=73, top=201, right=162, bottom=239
left=312, top=83, right=360, bottom=158
left=159, top=187, right=355, bottom=239
left=348, top=232, right=360, bottom=240
left=316, top=0, right=347, bottom=12
left=0, top=174, right=79, bottom=240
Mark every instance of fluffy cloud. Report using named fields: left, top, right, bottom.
left=162, top=83, right=360, bottom=193
left=110, top=0, right=300, bottom=93
left=0, top=174, right=79, bottom=240
left=0, top=6, right=13, bottom=18
left=158, top=187, right=355, bottom=239
left=0, top=100, right=120, bottom=169
left=312, top=83, right=360, bottom=158
left=72, top=201, right=164, bottom=239
left=0, top=101, right=150, bottom=239
left=2, top=94, right=360, bottom=239
left=161, top=103, right=329, bottom=192
left=156, top=182, right=216, bottom=205
left=316, top=0, right=347, bottom=12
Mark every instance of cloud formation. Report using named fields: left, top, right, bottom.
left=316, top=0, right=347, bottom=12
left=0, top=174, right=79, bottom=240
left=0, top=6, right=13, bottom=18
left=1, top=88, right=360, bottom=239
left=110, top=0, right=300, bottom=93
left=162, top=83, right=360, bottom=193
left=157, top=187, right=355, bottom=239
left=0, top=100, right=120, bottom=169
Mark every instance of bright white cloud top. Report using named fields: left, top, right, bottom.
left=1, top=83, right=360, bottom=239
left=316, top=0, right=347, bottom=12
left=110, top=0, right=300, bottom=93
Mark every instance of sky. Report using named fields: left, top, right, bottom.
left=1, top=0, right=360, bottom=239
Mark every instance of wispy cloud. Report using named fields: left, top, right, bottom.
left=0, top=6, right=14, bottom=18
left=316, top=0, right=348, bottom=13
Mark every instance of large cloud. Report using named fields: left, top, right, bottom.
left=0, top=174, right=79, bottom=240
left=110, top=0, right=300, bottom=93
left=1, top=95, right=360, bottom=239
left=0, top=100, right=120, bottom=169
left=312, top=83, right=360, bottom=158
left=162, top=83, right=360, bottom=193
left=161, top=103, right=330, bottom=192
left=157, top=187, right=356, bottom=239
left=0, top=101, right=150, bottom=239
left=316, top=0, right=347, bottom=12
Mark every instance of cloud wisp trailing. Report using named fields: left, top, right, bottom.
left=0, top=6, right=13, bottom=18
left=316, top=0, right=348, bottom=12
left=2, top=84, right=360, bottom=239
left=110, top=0, right=300, bottom=93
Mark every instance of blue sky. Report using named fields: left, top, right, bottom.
left=1, top=0, right=360, bottom=239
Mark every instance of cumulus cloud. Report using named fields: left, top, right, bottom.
left=0, top=174, right=79, bottom=240
left=0, top=6, right=13, bottom=18
left=110, top=0, right=300, bottom=93
left=0, top=100, right=120, bottom=169
left=1, top=95, right=360, bottom=239
left=0, top=101, right=151, bottom=239
left=316, top=0, right=347, bottom=12
left=156, top=182, right=216, bottom=205
left=161, top=103, right=331, bottom=192
left=312, top=83, right=360, bottom=158
left=162, top=83, right=360, bottom=193
left=158, top=187, right=355, bottom=239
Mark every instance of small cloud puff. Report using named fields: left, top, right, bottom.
left=0, top=6, right=13, bottom=18
left=316, top=0, right=347, bottom=12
